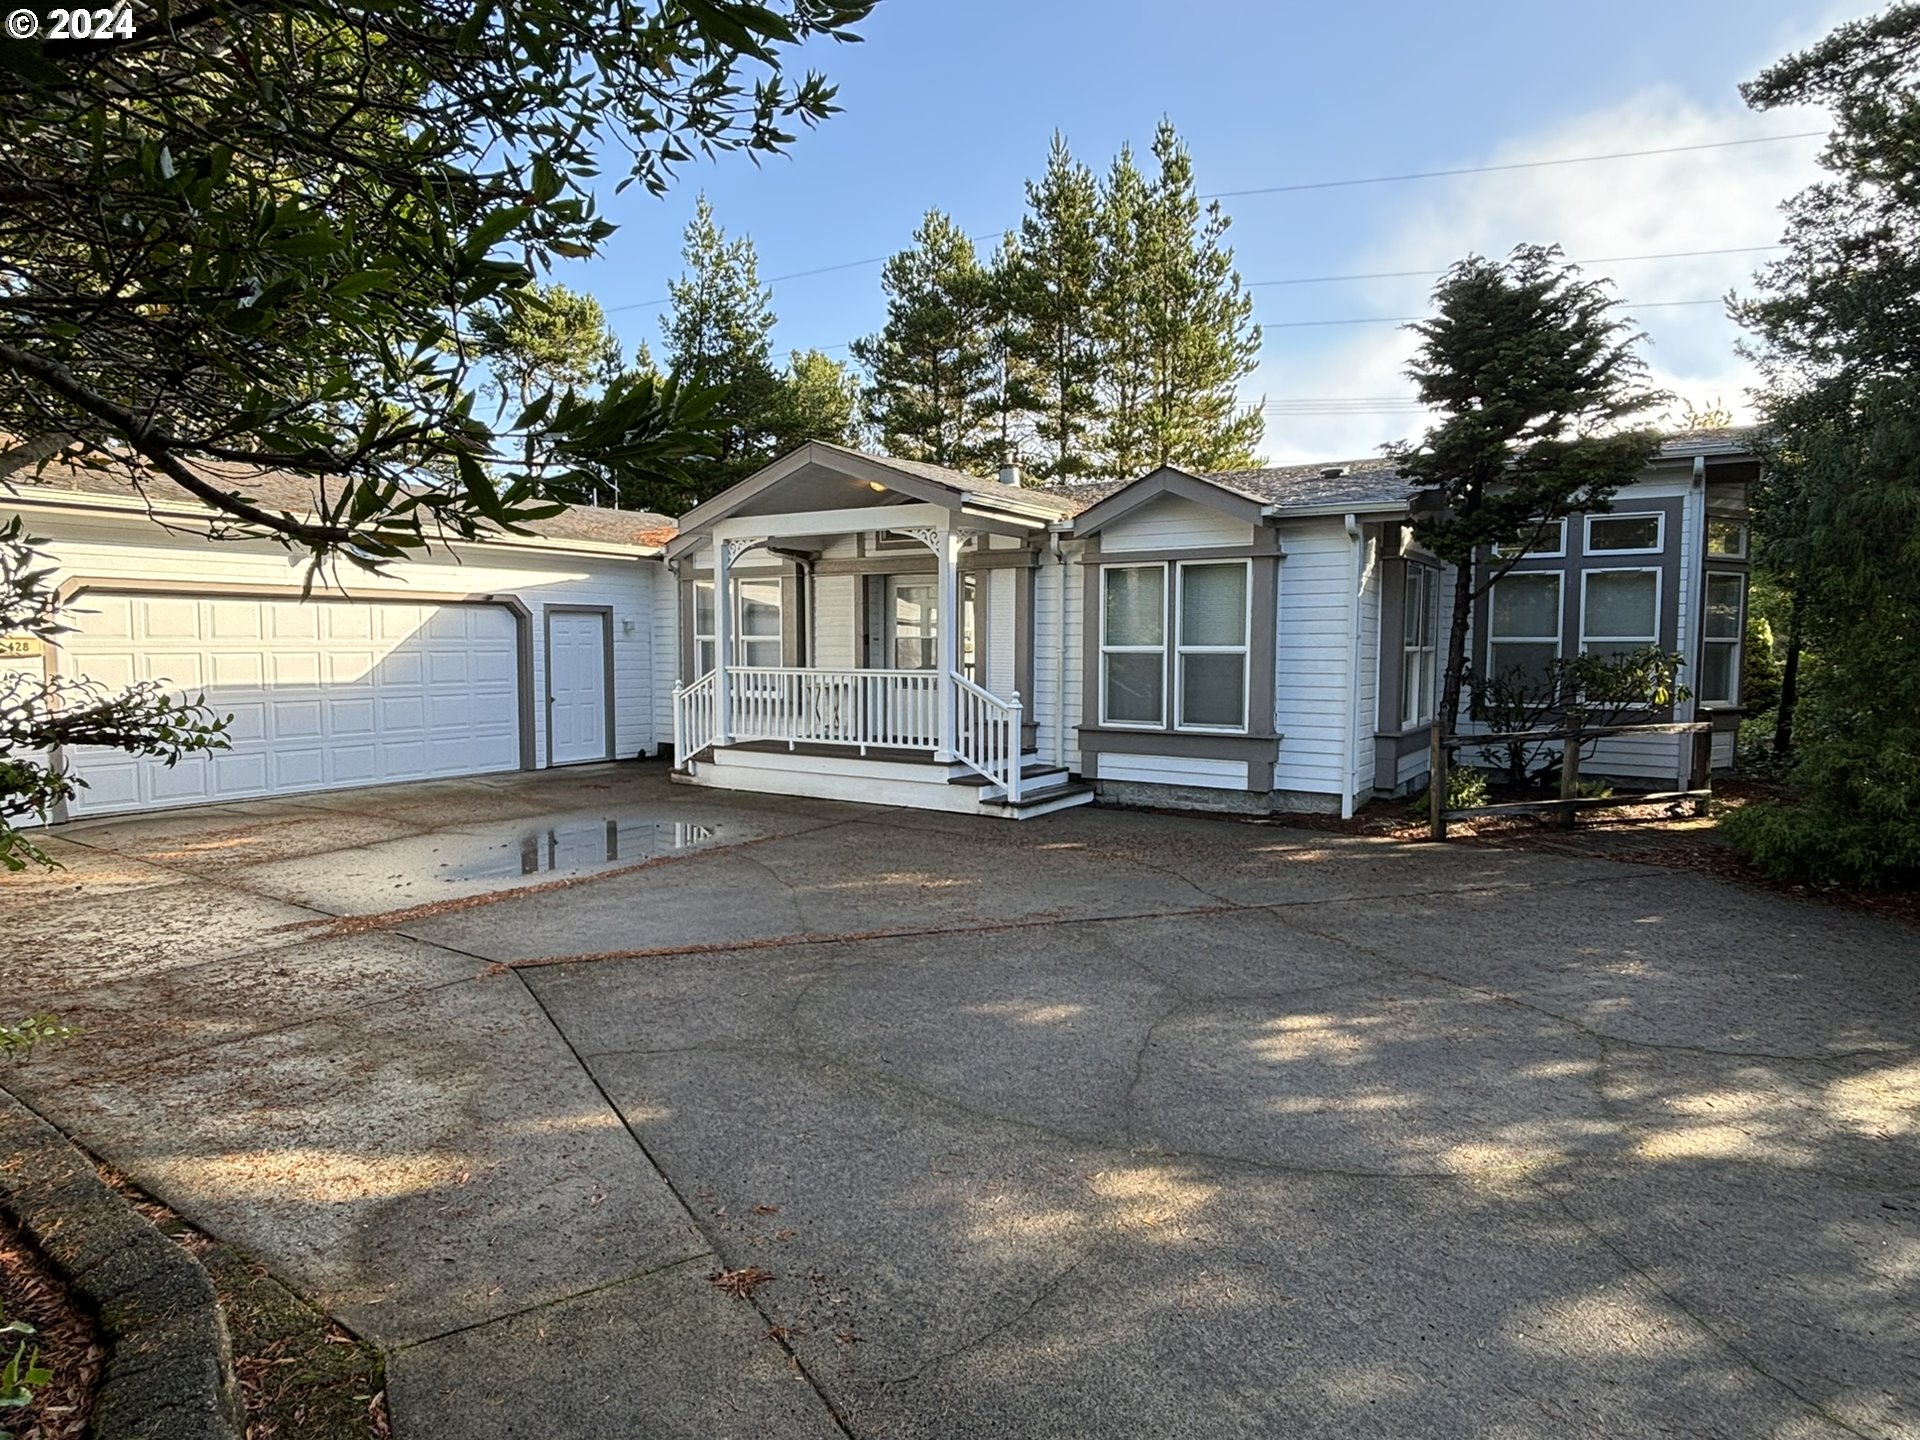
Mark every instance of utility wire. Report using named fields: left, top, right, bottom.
left=1261, top=297, right=1726, bottom=331
left=1250, top=244, right=1782, bottom=287
left=1203, top=131, right=1825, bottom=199
left=601, top=131, right=1818, bottom=314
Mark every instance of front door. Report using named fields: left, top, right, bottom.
left=548, top=609, right=610, bottom=764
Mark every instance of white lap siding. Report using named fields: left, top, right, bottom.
left=1271, top=520, right=1354, bottom=801
left=14, top=509, right=663, bottom=804
left=1032, top=547, right=1083, bottom=773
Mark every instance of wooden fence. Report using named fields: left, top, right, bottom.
left=1427, top=720, right=1714, bottom=840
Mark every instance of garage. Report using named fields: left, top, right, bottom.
left=57, top=589, right=527, bottom=817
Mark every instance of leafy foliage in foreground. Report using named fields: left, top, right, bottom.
left=0, top=0, right=870, bottom=567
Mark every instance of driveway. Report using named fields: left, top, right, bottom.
left=2, top=765, right=1915, bottom=1439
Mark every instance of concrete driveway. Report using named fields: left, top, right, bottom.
left=2, top=764, right=1915, bottom=1439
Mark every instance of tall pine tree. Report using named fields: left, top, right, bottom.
left=852, top=211, right=1001, bottom=470
left=1134, top=122, right=1264, bottom=473
left=1005, top=135, right=1104, bottom=481
left=662, top=196, right=784, bottom=495
left=1093, top=144, right=1155, bottom=480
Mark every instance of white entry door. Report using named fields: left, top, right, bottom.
left=59, top=593, right=522, bottom=817
left=547, top=610, right=610, bottom=765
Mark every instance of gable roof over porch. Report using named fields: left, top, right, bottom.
left=664, top=442, right=1078, bottom=560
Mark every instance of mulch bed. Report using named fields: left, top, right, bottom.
left=96, top=1168, right=390, bottom=1440
left=1182, top=777, right=1920, bottom=926
left=0, top=1206, right=103, bottom=1440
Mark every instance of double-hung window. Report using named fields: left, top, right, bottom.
left=1487, top=572, right=1563, bottom=689
left=1100, top=565, right=1167, bottom=727
left=1175, top=561, right=1250, bottom=731
left=1699, top=573, right=1746, bottom=706
left=1401, top=564, right=1440, bottom=728
left=1099, top=561, right=1252, bottom=732
left=694, top=577, right=782, bottom=675
left=1580, top=568, right=1661, bottom=660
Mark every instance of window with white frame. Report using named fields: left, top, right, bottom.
left=1492, top=518, right=1567, bottom=559
left=1586, top=512, right=1664, bottom=554
left=1401, top=564, right=1440, bottom=728
left=1175, top=561, right=1250, bottom=731
left=1699, top=572, right=1746, bottom=705
left=1706, top=516, right=1748, bottom=559
left=1581, top=568, right=1661, bottom=659
left=1488, top=572, right=1562, bottom=689
left=1100, top=564, right=1167, bottom=727
left=693, top=577, right=783, bottom=675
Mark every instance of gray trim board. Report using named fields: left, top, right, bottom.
left=542, top=604, right=616, bottom=766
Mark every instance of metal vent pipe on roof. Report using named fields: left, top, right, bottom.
left=999, top=464, right=1023, bottom=487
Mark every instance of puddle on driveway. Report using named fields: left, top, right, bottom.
left=437, top=818, right=722, bottom=882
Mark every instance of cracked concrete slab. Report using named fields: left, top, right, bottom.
left=386, top=1258, right=846, bottom=1440
left=7, top=765, right=1916, bottom=1439
left=11, top=972, right=707, bottom=1347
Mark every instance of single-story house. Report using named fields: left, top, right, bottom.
left=3, top=433, right=1755, bottom=823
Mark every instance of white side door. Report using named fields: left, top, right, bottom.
left=547, top=610, right=610, bottom=765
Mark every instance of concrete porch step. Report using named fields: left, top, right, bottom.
left=975, top=778, right=1097, bottom=818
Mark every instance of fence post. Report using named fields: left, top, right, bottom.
left=1691, top=725, right=1713, bottom=817
left=1429, top=722, right=1448, bottom=841
left=1559, top=731, right=1581, bottom=830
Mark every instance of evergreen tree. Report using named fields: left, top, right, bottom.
left=1721, top=4, right=1920, bottom=886
left=1005, top=135, right=1104, bottom=481
left=1387, top=245, right=1667, bottom=733
left=1134, top=122, right=1264, bottom=473
left=983, top=234, right=1038, bottom=474
left=851, top=212, right=1000, bottom=470
left=661, top=196, right=785, bottom=495
left=774, top=348, right=859, bottom=451
left=470, top=281, right=623, bottom=485
left=1093, top=144, right=1156, bottom=480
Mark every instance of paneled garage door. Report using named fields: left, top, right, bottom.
left=59, top=592, right=523, bottom=816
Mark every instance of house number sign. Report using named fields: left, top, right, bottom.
left=0, top=635, right=44, bottom=659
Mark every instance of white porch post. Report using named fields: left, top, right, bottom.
left=713, top=537, right=734, bottom=745
left=934, top=524, right=961, bottom=762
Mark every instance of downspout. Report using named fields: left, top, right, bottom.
left=1050, top=528, right=1069, bottom=770
left=1678, top=455, right=1706, bottom=789
left=1341, top=514, right=1377, bottom=820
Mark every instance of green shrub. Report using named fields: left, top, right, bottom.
left=1411, top=765, right=1489, bottom=815
left=1722, top=733, right=1920, bottom=887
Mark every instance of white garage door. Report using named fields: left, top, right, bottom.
left=60, top=592, right=523, bottom=816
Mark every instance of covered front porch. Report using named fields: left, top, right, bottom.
left=664, top=443, right=1092, bottom=819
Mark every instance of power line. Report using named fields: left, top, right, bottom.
left=1260, top=297, right=1727, bottom=331
left=601, top=131, right=1819, bottom=315
left=1249, top=244, right=1783, bottom=288
left=1203, top=131, right=1825, bottom=199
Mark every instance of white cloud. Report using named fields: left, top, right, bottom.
left=1247, top=87, right=1829, bottom=464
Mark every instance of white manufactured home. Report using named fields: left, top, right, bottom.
left=4, top=434, right=1754, bottom=823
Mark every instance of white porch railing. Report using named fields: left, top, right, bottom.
left=952, top=672, right=1024, bottom=803
left=728, top=666, right=944, bottom=753
left=672, top=669, right=719, bottom=762
left=674, top=665, right=1027, bottom=800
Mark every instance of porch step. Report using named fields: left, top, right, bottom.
left=946, top=756, right=1071, bottom=790
left=975, top=778, right=1097, bottom=818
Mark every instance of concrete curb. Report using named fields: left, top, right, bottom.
left=0, top=1088, right=242, bottom=1440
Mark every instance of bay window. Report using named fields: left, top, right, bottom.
left=1099, top=560, right=1251, bottom=732
left=1699, top=572, right=1746, bottom=706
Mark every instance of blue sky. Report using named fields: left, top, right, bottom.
left=578, top=1, right=1849, bottom=463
